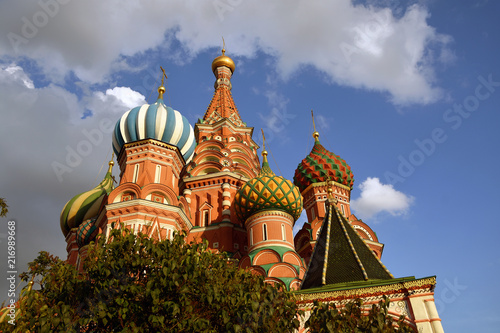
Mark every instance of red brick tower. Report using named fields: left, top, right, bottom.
left=183, top=48, right=260, bottom=257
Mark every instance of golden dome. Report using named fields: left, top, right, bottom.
left=211, top=48, right=235, bottom=74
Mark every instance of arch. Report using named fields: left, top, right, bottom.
left=198, top=156, right=220, bottom=164
left=249, top=266, right=266, bottom=276
left=142, top=183, right=178, bottom=205
left=252, top=249, right=281, bottom=266
left=289, top=279, right=302, bottom=291
left=145, top=191, right=168, bottom=204
left=267, top=263, right=298, bottom=278
left=263, top=277, right=286, bottom=290
left=232, top=158, right=249, bottom=167
left=282, top=251, right=302, bottom=267
left=109, top=183, right=141, bottom=203
left=239, top=256, right=251, bottom=269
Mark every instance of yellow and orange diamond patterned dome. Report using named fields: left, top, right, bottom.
left=234, top=151, right=303, bottom=222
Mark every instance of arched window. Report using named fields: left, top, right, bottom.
left=154, top=165, right=161, bottom=183
left=132, top=164, right=140, bottom=183
left=281, top=224, right=286, bottom=241
left=263, top=224, right=268, bottom=241
left=250, top=228, right=254, bottom=246
left=202, top=210, right=209, bottom=227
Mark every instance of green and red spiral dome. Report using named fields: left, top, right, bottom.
left=234, top=152, right=303, bottom=222
left=293, top=136, right=354, bottom=192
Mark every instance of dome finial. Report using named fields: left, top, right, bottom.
left=311, top=109, right=320, bottom=142
left=261, top=128, right=268, bottom=162
left=107, top=153, right=114, bottom=173
left=212, top=38, right=235, bottom=74
left=158, top=66, right=167, bottom=99
left=259, top=129, right=274, bottom=176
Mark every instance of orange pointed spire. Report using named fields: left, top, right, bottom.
left=203, top=43, right=244, bottom=127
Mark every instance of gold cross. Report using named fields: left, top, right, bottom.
left=160, top=66, right=168, bottom=86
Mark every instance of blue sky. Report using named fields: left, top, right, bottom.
left=0, top=0, right=498, bottom=331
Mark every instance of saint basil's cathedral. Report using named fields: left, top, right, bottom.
left=59, top=49, right=444, bottom=332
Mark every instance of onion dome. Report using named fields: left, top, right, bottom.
left=211, top=47, right=235, bottom=74
left=60, top=161, right=114, bottom=236
left=76, top=218, right=99, bottom=247
left=234, top=151, right=303, bottom=222
left=294, top=132, right=354, bottom=192
left=112, top=86, right=196, bottom=163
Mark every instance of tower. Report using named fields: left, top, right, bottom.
left=293, top=116, right=384, bottom=265
left=234, top=145, right=305, bottom=290
left=104, top=78, right=196, bottom=243
left=183, top=47, right=260, bottom=256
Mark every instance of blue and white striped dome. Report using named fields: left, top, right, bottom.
left=112, top=98, right=196, bottom=163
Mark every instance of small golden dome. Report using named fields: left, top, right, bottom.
left=212, top=48, right=235, bottom=74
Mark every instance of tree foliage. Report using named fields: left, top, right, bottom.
left=4, top=229, right=300, bottom=332
left=305, top=297, right=414, bottom=333
left=2, top=228, right=415, bottom=332
left=0, top=197, right=8, bottom=217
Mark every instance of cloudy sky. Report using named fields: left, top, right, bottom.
left=0, top=0, right=498, bottom=331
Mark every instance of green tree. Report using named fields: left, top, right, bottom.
left=4, top=228, right=301, bottom=332
left=0, top=197, right=8, bottom=217
left=305, top=297, right=414, bottom=333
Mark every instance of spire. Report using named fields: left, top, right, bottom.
left=202, top=42, right=244, bottom=127
left=260, top=129, right=274, bottom=176
left=301, top=201, right=393, bottom=289
left=311, top=109, right=320, bottom=143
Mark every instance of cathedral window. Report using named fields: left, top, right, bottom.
left=132, top=164, right=140, bottom=183
left=281, top=224, right=286, bottom=241
left=311, top=207, right=316, bottom=220
left=263, top=224, right=268, bottom=241
left=250, top=229, right=254, bottom=246
left=341, top=204, right=345, bottom=215
left=202, top=210, right=210, bottom=227
left=154, top=165, right=161, bottom=183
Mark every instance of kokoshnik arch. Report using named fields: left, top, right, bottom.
left=59, top=48, right=444, bottom=333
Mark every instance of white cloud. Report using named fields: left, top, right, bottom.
left=351, top=177, right=414, bottom=220
left=89, top=87, right=146, bottom=115
left=0, top=0, right=452, bottom=105
left=1, top=64, right=34, bottom=89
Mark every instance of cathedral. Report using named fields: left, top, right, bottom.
left=59, top=49, right=444, bottom=332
